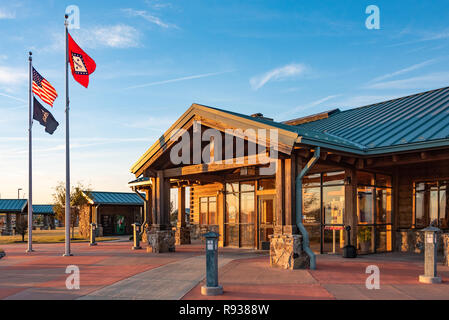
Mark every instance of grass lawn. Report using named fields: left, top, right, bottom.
left=0, top=227, right=120, bottom=244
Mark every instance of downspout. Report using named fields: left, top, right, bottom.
left=296, top=147, right=320, bottom=270
left=133, top=189, right=148, bottom=237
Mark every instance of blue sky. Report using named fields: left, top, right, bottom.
left=1, top=0, right=449, bottom=203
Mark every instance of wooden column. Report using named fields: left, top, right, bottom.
left=283, top=154, right=298, bottom=234
left=145, top=188, right=153, bottom=225
left=275, top=158, right=285, bottom=234
left=151, top=177, right=157, bottom=226
left=344, top=168, right=357, bottom=246
left=177, top=187, right=186, bottom=227
left=155, top=170, right=171, bottom=228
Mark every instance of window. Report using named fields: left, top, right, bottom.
left=414, top=180, right=449, bottom=229
left=199, top=196, right=217, bottom=225
left=356, top=172, right=393, bottom=253
left=302, top=171, right=345, bottom=254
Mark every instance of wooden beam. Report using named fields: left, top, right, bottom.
left=356, top=159, right=364, bottom=169
left=163, top=154, right=274, bottom=178
left=367, top=149, right=449, bottom=168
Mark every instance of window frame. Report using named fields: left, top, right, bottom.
left=413, top=178, right=449, bottom=230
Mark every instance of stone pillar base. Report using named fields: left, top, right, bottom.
left=147, top=229, right=175, bottom=253
left=269, top=233, right=310, bottom=269
left=175, top=226, right=191, bottom=245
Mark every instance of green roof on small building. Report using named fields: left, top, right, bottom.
left=32, top=205, right=55, bottom=215
left=0, top=199, right=27, bottom=213
left=83, top=191, right=144, bottom=206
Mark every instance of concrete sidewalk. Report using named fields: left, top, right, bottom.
left=1, top=241, right=448, bottom=300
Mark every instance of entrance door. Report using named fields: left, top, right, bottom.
left=258, top=195, right=275, bottom=250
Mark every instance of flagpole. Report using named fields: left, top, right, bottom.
left=26, top=51, right=34, bottom=253
left=63, top=14, right=72, bottom=256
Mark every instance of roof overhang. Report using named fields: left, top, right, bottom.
left=130, top=103, right=299, bottom=176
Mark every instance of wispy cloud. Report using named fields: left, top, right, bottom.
left=122, top=8, right=178, bottom=29
left=90, top=24, right=141, bottom=48
left=365, top=72, right=449, bottom=90
left=0, top=8, right=15, bottom=19
left=250, top=63, right=306, bottom=90
left=369, top=59, right=438, bottom=83
left=43, top=24, right=140, bottom=52
left=0, top=66, right=27, bottom=93
left=0, top=92, right=27, bottom=103
left=126, top=70, right=233, bottom=89
left=279, top=94, right=340, bottom=119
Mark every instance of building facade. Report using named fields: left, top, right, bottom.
left=130, top=87, right=449, bottom=268
left=79, top=191, right=144, bottom=238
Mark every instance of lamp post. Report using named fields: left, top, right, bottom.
left=419, top=226, right=442, bottom=284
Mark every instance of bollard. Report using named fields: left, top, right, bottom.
left=343, top=225, right=357, bottom=258
left=419, top=226, right=441, bottom=284
left=89, top=223, right=97, bottom=246
left=201, top=232, right=223, bottom=296
left=132, top=223, right=142, bottom=250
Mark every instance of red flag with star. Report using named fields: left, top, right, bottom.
left=68, top=32, right=96, bottom=88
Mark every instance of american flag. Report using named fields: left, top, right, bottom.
left=32, top=68, right=58, bottom=107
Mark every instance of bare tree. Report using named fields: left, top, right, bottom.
left=53, top=182, right=91, bottom=239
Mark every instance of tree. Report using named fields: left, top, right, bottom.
left=15, top=216, right=28, bottom=242
left=53, top=182, right=91, bottom=239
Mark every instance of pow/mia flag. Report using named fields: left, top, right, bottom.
left=33, top=97, right=59, bottom=134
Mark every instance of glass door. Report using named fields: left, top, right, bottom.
left=322, top=185, right=345, bottom=254
left=258, top=195, right=275, bottom=250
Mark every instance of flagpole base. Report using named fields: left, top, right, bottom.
left=63, top=253, right=73, bottom=257
left=26, top=249, right=34, bottom=253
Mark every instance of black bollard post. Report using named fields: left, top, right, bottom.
left=89, top=223, right=97, bottom=246
left=132, top=223, right=142, bottom=250
left=343, top=225, right=356, bottom=258
left=201, top=232, right=223, bottom=296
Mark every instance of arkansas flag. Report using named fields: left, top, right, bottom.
left=68, top=33, right=96, bottom=88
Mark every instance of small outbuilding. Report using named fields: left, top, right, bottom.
left=0, top=200, right=55, bottom=235
left=79, top=191, right=144, bottom=238
left=0, top=200, right=27, bottom=235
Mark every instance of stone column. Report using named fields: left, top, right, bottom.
left=270, top=155, right=309, bottom=269
left=43, top=215, right=49, bottom=229
left=147, top=171, right=175, bottom=253
left=5, top=214, right=12, bottom=235
left=175, top=186, right=191, bottom=245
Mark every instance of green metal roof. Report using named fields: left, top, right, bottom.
left=32, top=205, right=55, bottom=215
left=84, top=191, right=144, bottom=206
left=0, top=199, right=27, bottom=213
left=205, top=87, right=449, bottom=155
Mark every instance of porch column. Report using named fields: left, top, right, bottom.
left=147, top=170, right=175, bottom=253
left=283, top=154, right=298, bottom=234
left=145, top=188, right=153, bottom=226
left=175, top=186, right=191, bottom=245
left=344, top=168, right=358, bottom=248
left=270, top=154, right=308, bottom=270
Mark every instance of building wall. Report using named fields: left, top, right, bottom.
left=190, top=182, right=224, bottom=245
left=396, top=160, right=449, bottom=252
left=79, top=204, right=142, bottom=238
left=397, top=160, right=449, bottom=228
